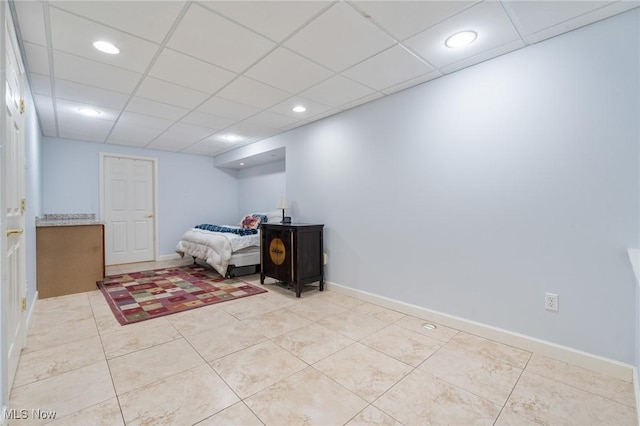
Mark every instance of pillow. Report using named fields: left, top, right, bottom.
left=251, top=211, right=282, bottom=223
left=240, top=215, right=261, bottom=229
left=252, top=214, right=268, bottom=223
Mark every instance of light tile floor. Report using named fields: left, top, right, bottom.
left=8, top=259, right=637, bottom=425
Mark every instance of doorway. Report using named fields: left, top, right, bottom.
left=101, top=154, right=157, bottom=265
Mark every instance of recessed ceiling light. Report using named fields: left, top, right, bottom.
left=223, top=134, right=240, bottom=142
left=445, top=31, right=477, bottom=48
left=78, top=107, right=101, bottom=117
left=292, top=105, right=306, bottom=113
left=239, top=162, right=245, bottom=166
left=93, top=40, right=120, bottom=54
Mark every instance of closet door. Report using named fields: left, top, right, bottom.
left=103, top=155, right=156, bottom=265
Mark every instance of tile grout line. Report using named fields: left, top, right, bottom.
left=91, top=289, right=127, bottom=426
left=491, top=351, right=534, bottom=425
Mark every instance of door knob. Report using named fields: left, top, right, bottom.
left=145, top=213, right=154, bottom=218
left=6, top=228, right=23, bottom=237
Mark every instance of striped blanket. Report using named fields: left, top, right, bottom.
left=194, top=224, right=257, bottom=236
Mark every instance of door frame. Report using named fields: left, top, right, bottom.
left=1, top=0, right=27, bottom=406
left=99, top=152, right=159, bottom=264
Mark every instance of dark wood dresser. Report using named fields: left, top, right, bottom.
left=260, top=223, right=324, bottom=297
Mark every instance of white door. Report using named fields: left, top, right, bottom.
left=103, top=156, right=155, bottom=265
left=2, top=8, right=26, bottom=395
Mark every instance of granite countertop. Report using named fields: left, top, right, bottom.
left=36, top=213, right=105, bottom=227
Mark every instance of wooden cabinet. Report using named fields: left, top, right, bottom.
left=260, top=223, right=324, bottom=297
left=36, top=225, right=105, bottom=299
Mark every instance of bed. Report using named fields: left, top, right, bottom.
left=175, top=211, right=281, bottom=278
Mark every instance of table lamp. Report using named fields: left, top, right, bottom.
left=277, top=197, right=290, bottom=223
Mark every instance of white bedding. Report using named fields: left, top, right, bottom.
left=175, top=227, right=260, bottom=277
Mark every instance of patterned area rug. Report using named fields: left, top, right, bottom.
left=97, top=264, right=267, bottom=325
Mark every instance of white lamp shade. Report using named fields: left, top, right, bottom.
left=277, top=197, right=289, bottom=209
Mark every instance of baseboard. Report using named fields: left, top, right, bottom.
left=25, top=291, right=37, bottom=334
left=157, top=253, right=181, bottom=262
left=326, top=281, right=634, bottom=382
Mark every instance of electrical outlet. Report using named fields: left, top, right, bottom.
left=545, top=293, right=559, bottom=312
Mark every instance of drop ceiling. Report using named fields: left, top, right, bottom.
left=12, top=0, right=639, bottom=157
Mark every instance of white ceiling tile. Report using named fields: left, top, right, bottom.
left=439, top=39, right=525, bottom=74
left=268, top=96, right=333, bottom=119
left=51, top=1, right=186, bottom=43
left=197, top=96, right=260, bottom=121
left=55, top=98, right=120, bottom=122
left=57, top=114, right=113, bottom=142
left=108, top=112, right=173, bottom=145
left=23, top=42, right=50, bottom=76
left=245, top=47, right=333, bottom=94
left=403, top=1, right=522, bottom=69
left=518, top=1, right=640, bottom=43
left=146, top=134, right=199, bottom=151
left=181, top=111, right=236, bottom=130
left=342, top=45, right=435, bottom=91
left=49, top=8, right=159, bottom=73
left=116, top=111, right=175, bottom=131
left=58, top=131, right=107, bottom=143
left=107, top=138, right=151, bottom=148
left=149, top=48, right=237, bottom=94
left=54, top=78, right=129, bottom=110
left=505, top=1, right=611, bottom=36
left=352, top=0, right=479, bottom=41
left=300, top=75, right=375, bottom=108
left=29, top=73, right=52, bottom=96
left=339, top=92, right=385, bottom=111
left=241, top=111, right=299, bottom=130
left=304, top=108, right=341, bottom=122
left=278, top=107, right=340, bottom=130
left=53, top=50, right=141, bottom=93
left=181, top=140, right=230, bottom=156
left=216, top=76, right=292, bottom=110
left=167, top=3, right=276, bottom=72
left=278, top=121, right=305, bottom=133
left=205, top=1, right=330, bottom=42
left=381, top=70, right=441, bottom=95
left=56, top=98, right=117, bottom=142
left=33, top=95, right=57, bottom=136
left=13, top=1, right=47, bottom=45
left=136, top=77, right=209, bottom=109
left=125, top=97, right=189, bottom=121
left=284, top=2, right=396, bottom=72
left=167, top=122, right=216, bottom=139
left=209, top=122, right=277, bottom=142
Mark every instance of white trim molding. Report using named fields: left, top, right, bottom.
left=157, top=253, right=182, bottom=262
left=25, top=291, right=37, bottom=338
left=326, top=280, right=634, bottom=382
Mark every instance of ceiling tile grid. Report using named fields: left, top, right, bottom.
left=10, top=0, right=639, bottom=159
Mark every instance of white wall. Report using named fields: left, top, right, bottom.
left=236, top=160, right=286, bottom=217
left=636, top=282, right=639, bottom=372
left=41, top=137, right=238, bottom=256
left=233, top=10, right=639, bottom=364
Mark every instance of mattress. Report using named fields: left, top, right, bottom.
left=229, top=246, right=260, bottom=267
